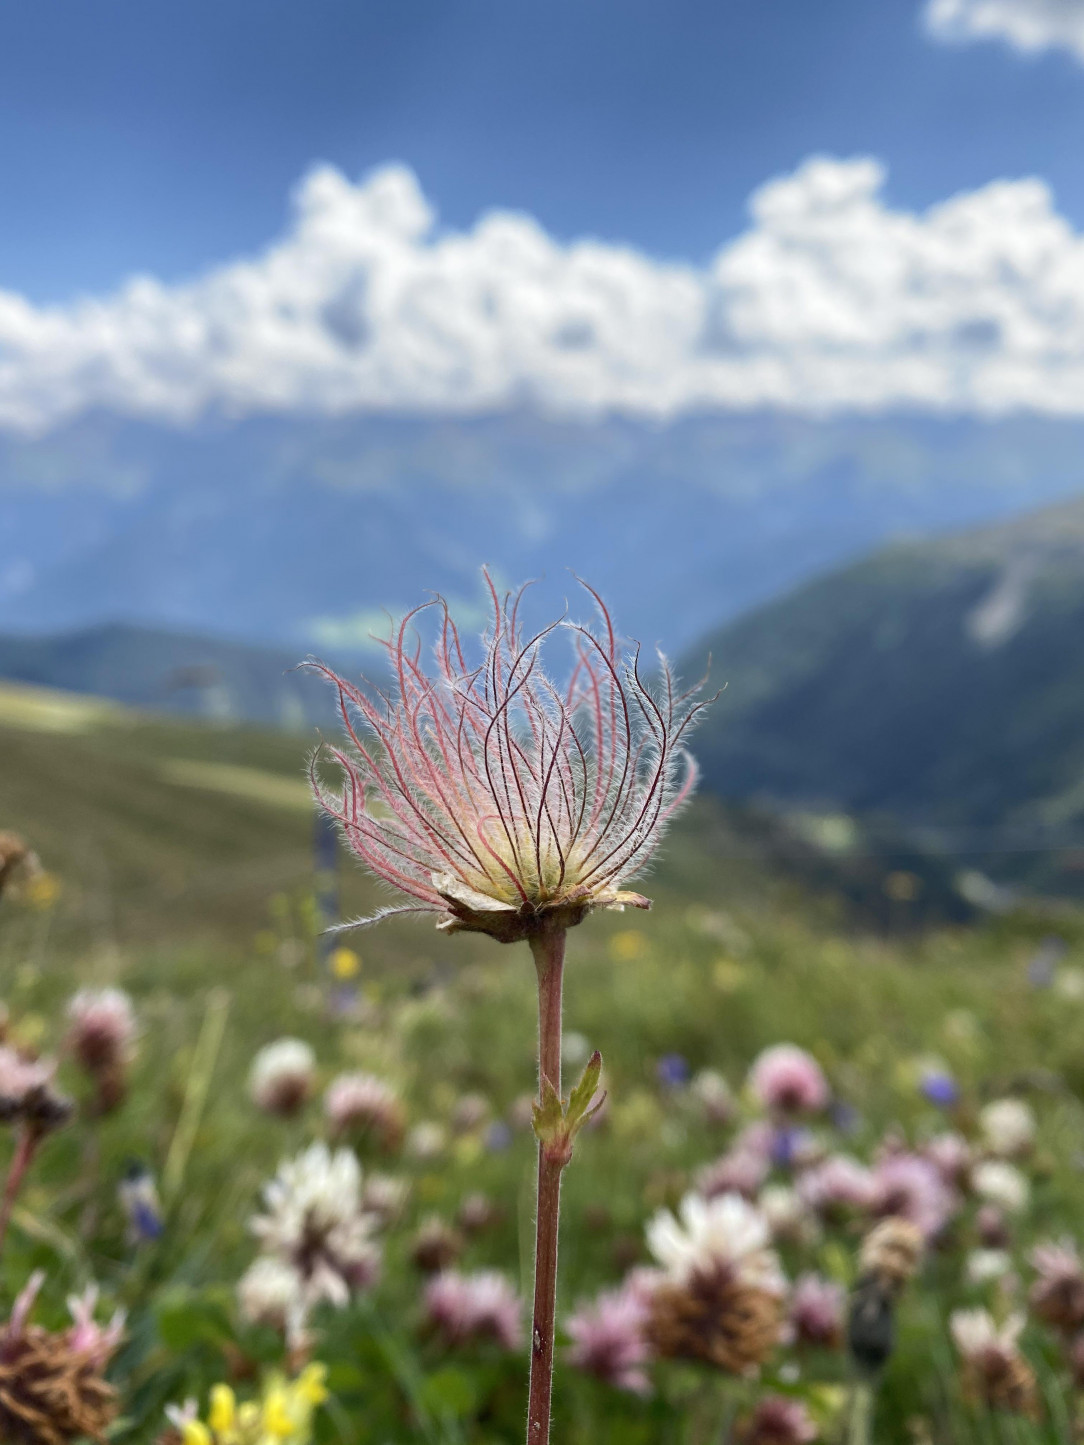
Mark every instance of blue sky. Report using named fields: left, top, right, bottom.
left=3, top=0, right=1084, bottom=300
left=3, top=0, right=1084, bottom=432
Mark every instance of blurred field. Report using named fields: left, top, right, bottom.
left=4, top=681, right=1084, bottom=1442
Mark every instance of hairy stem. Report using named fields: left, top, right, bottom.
left=526, top=925, right=566, bottom=1445
left=0, top=1124, right=40, bottom=1260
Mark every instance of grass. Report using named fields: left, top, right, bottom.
left=3, top=683, right=1084, bottom=1442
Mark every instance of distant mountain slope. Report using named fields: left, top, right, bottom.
left=687, top=496, right=1084, bottom=878
left=4, top=409, right=1084, bottom=653
left=0, top=624, right=339, bottom=730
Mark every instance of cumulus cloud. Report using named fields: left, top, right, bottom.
left=4, top=156, right=1084, bottom=431
left=925, top=0, right=1084, bottom=61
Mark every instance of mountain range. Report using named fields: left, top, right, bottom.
left=5, top=408, right=1084, bottom=656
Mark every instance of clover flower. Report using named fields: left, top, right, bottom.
left=797, top=1154, right=876, bottom=1220
left=869, top=1152, right=954, bottom=1240
left=565, top=1275, right=654, bottom=1395
left=324, top=1071, right=405, bottom=1150
left=65, top=988, right=138, bottom=1114
left=698, top=1146, right=770, bottom=1202
left=645, top=1192, right=786, bottom=1373
left=747, top=1045, right=828, bottom=1117
left=973, top=1160, right=1030, bottom=1215
left=950, top=1309, right=1039, bottom=1418
left=1029, top=1240, right=1084, bottom=1335
left=0, top=1045, right=71, bottom=1131
left=411, top=1216, right=465, bottom=1274
left=248, top=1143, right=381, bottom=1315
left=0, top=1271, right=123, bottom=1445
left=788, top=1272, right=845, bottom=1349
left=423, top=1269, right=523, bottom=1350
left=735, top=1395, right=818, bottom=1445
left=248, top=1039, right=316, bottom=1118
left=65, top=988, right=136, bottom=1073
left=307, top=575, right=706, bottom=941
left=980, top=1099, right=1037, bottom=1159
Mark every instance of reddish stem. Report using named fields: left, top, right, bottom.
left=0, top=1125, right=40, bottom=1260
left=526, top=925, right=566, bottom=1445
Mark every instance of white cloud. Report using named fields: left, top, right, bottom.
left=4, top=156, right=1084, bottom=431
left=925, top=0, right=1084, bottom=61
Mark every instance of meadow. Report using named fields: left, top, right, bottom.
left=4, top=679, right=1084, bottom=1443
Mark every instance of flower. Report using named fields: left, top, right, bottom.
left=788, top=1272, right=845, bottom=1349
left=950, top=1309, right=1039, bottom=1418
left=248, top=1039, right=316, bottom=1118
left=973, top=1160, right=1030, bottom=1215
left=690, top=1068, right=735, bottom=1124
left=405, top=1121, right=447, bottom=1159
left=967, top=1249, right=1013, bottom=1285
left=237, top=1256, right=308, bottom=1338
left=922, top=1131, right=972, bottom=1188
left=118, top=1161, right=163, bottom=1244
left=1029, top=1240, right=1084, bottom=1334
left=0, top=1271, right=122, bottom=1445
left=657, top=1053, right=690, bottom=1089
left=65, top=988, right=137, bottom=1074
left=65, top=987, right=137, bottom=1114
left=980, top=1099, right=1037, bottom=1159
left=566, top=1277, right=654, bottom=1395
left=249, top=1142, right=381, bottom=1313
left=165, top=1365, right=328, bottom=1445
left=647, top=1193, right=784, bottom=1294
left=0, top=1045, right=72, bottom=1134
left=758, top=1185, right=818, bottom=1247
left=858, top=1218, right=924, bottom=1291
left=306, top=576, right=707, bottom=942
left=919, top=1068, right=959, bottom=1108
left=411, top=1216, right=465, bottom=1274
left=869, top=1153, right=954, bottom=1239
left=797, top=1155, right=876, bottom=1219
left=698, top=1147, right=770, bottom=1202
left=735, top=1395, right=818, bottom=1444
left=423, top=1270, right=523, bottom=1350
left=324, top=1071, right=405, bottom=1150
left=0, top=831, right=41, bottom=900
left=747, top=1045, right=828, bottom=1116
left=359, top=1172, right=409, bottom=1224
left=645, top=1193, right=785, bottom=1372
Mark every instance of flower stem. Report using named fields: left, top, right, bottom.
left=526, top=924, right=566, bottom=1445
left=0, top=1123, right=40, bottom=1261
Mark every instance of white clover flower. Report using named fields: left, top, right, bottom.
left=966, top=1249, right=1013, bottom=1285
left=237, top=1255, right=306, bottom=1332
left=980, top=1099, right=1036, bottom=1159
left=250, top=1142, right=380, bottom=1309
left=950, top=1307, right=1025, bottom=1358
left=647, top=1191, right=785, bottom=1295
left=973, top=1160, right=1030, bottom=1215
left=248, top=1038, right=316, bottom=1117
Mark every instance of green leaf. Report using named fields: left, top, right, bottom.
left=531, top=1075, right=565, bottom=1145
left=420, top=1366, right=478, bottom=1420
left=567, top=1050, right=603, bottom=1128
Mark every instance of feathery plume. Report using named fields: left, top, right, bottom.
left=306, top=573, right=708, bottom=941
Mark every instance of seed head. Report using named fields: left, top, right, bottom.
left=307, top=574, right=708, bottom=941
left=0, top=1272, right=123, bottom=1445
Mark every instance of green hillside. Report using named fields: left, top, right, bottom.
left=7, top=681, right=1084, bottom=1442
left=687, top=494, right=1084, bottom=893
